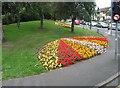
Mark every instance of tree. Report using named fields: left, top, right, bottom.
left=96, top=7, right=100, bottom=21
left=27, top=2, right=50, bottom=30
left=55, top=2, right=80, bottom=33
left=105, top=7, right=110, bottom=20
left=55, top=2, right=96, bottom=32
left=2, top=2, right=11, bottom=25
left=2, top=2, right=25, bottom=28
left=83, top=2, right=96, bottom=29
left=2, top=2, right=51, bottom=29
left=47, top=2, right=57, bottom=21
left=2, top=2, right=96, bottom=32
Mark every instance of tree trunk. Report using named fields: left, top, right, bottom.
left=12, top=15, right=15, bottom=23
left=6, top=13, right=9, bottom=25
left=2, top=27, right=5, bottom=42
left=40, top=14, right=44, bottom=29
left=90, top=21, right=92, bottom=29
left=53, top=13, right=56, bottom=21
left=16, top=3, right=20, bottom=28
left=17, top=17, right=20, bottom=28
left=71, top=18, right=75, bottom=33
left=89, top=15, right=92, bottom=30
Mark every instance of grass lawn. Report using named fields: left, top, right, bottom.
left=2, top=20, right=103, bottom=80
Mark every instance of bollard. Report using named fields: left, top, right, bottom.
left=97, top=28, right=99, bottom=33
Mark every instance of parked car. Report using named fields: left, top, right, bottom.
left=95, top=23, right=102, bottom=28
left=109, top=23, right=120, bottom=31
left=91, top=21, right=98, bottom=26
left=81, top=21, right=86, bottom=25
left=67, top=19, right=72, bottom=22
left=95, top=22, right=108, bottom=28
left=86, top=22, right=90, bottom=25
left=74, top=20, right=81, bottom=25
left=100, top=22, right=108, bottom=28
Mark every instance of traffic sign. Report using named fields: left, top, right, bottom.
left=113, top=14, right=120, bottom=21
left=112, top=1, right=120, bottom=22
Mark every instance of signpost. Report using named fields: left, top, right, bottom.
left=113, top=14, right=119, bottom=59
left=112, top=1, right=120, bottom=59
left=115, top=22, right=118, bottom=59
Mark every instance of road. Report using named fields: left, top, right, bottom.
left=2, top=23, right=119, bottom=86
left=78, top=23, right=120, bottom=37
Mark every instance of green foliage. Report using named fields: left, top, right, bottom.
left=2, top=2, right=96, bottom=31
left=2, top=2, right=96, bottom=23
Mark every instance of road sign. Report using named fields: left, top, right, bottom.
left=112, top=1, right=120, bottom=22
left=113, top=14, right=120, bottom=21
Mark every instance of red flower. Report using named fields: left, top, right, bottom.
left=57, top=39, right=82, bottom=67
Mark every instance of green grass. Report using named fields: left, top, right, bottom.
left=2, top=20, right=103, bottom=80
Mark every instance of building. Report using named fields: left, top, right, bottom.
left=99, top=7, right=111, bottom=21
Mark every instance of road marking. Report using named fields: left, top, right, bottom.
left=94, top=72, right=120, bottom=87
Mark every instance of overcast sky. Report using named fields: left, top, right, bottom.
left=96, top=0, right=111, bottom=8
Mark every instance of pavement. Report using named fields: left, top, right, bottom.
left=2, top=24, right=120, bottom=86
left=105, top=76, right=119, bottom=87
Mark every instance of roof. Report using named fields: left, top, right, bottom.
left=99, top=7, right=111, bottom=12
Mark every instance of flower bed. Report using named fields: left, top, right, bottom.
left=37, top=40, right=62, bottom=71
left=37, top=36, right=108, bottom=71
left=55, top=22, right=71, bottom=29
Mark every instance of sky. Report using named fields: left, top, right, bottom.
left=96, top=0, right=111, bottom=8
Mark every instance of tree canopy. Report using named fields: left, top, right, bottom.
left=2, top=2, right=96, bottom=32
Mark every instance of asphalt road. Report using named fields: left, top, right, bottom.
left=78, top=24, right=120, bottom=37
left=2, top=24, right=119, bottom=86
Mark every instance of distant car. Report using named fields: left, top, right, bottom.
left=61, top=19, right=65, bottom=22
left=86, top=22, right=90, bottom=25
left=96, top=22, right=108, bottom=28
left=100, top=22, right=108, bottom=28
left=95, top=23, right=102, bottom=28
left=91, top=21, right=97, bottom=26
left=74, top=20, right=81, bottom=25
left=105, top=19, right=111, bottom=23
left=67, top=19, right=72, bottom=22
left=81, top=21, right=86, bottom=25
